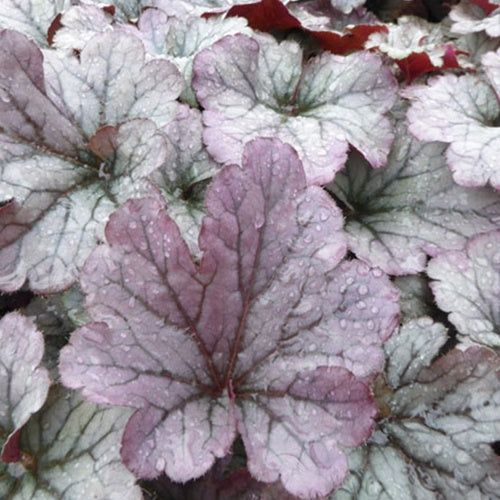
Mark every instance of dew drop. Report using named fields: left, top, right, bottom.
left=455, top=450, right=471, bottom=465
left=431, top=443, right=443, bottom=454
left=155, top=457, right=166, bottom=471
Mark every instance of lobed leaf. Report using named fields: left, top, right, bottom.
left=427, top=230, right=500, bottom=348
left=403, top=68, right=500, bottom=189
left=333, top=444, right=436, bottom=499
left=60, top=138, right=399, bottom=497
left=450, top=0, right=500, bottom=37
left=328, top=115, right=500, bottom=275
left=0, top=30, right=179, bottom=292
left=0, top=312, right=50, bottom=460
left=0, top=386, right=142, bottom=499
left=0, top=0, right=70, bottom=46
left=384, top=347, right=500, bottom=498
left=51, top=4, right=115, bottom=52
left=193, top=33, right=397, bottom=185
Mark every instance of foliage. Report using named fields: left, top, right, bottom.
left=0, top=0, right=499, bottom=498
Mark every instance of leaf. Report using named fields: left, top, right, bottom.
left=450, top=0, right=500, bottom=37
left=51, top=4, right=114, bottom=52
left=224, top=0, right=386, bottom=56
left=483, top=47, right=500, bottom=91
left=383, top=347, right=500, bottom=498
left=327, top=114, right=500, bottom=275
left=0, top=385, right=142, bottom=499
left=153, top=0, right=278, bottom=17
left=287, top=1, right=378, bottom=31
left=43, top=31, right=183, bottom=134
left=384, top=317, right=449, bottom=388
left=23, top=286, right=90, bottom=378
left=84, top=0, right=153, bottom=22
left=427, top=229, right=500, bottom=349
left=150, top=105, right=218, bottom=258
left=0, top=0, right=70, bottom=46
left=328, top=0, right=365, bottom=14
left=0, top=30, right=178, bottom=292
left=193, top=33, right=397, bottom=185
left=393, top=275, right=435, bottom=320
left=224, top=0, right=301, bottom=32
left=364, top=16, right=464, bottom=82
left=333, top=444, right=436, bottom=499
left=0, top=312, right=50, bottom=460
left=403, top=67, right=500, bottom=189
left=453, top=31, right=500, bottom=66
left=60, top=137, right=399, bottom=497
left=132, top=11, right=251, bottom=105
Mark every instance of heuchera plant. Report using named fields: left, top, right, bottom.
left=0, top=0, right=499, bottom=498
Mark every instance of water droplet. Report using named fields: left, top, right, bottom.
left=155, top=457, right=166, bottom=471
left=431, top=443, right=443, bottom=454
left=455, top=450, right=471, bottom=465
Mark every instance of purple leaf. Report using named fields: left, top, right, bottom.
left=427, top=229, right=500, bottom=348
left=0, top=312, right=50, bottom=460
left=384, top=347, right=500, bottom=498
left=403, top=68, right=500, bottom=189
left=0, top=385, right=142, bottom=499
left=193, top=34, right=397, bottom=185
left=328, top=111, right=500, bottom=275
left=0, top=30, right=83, bottom=155
left=60, top=138, right=399, bottom=497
